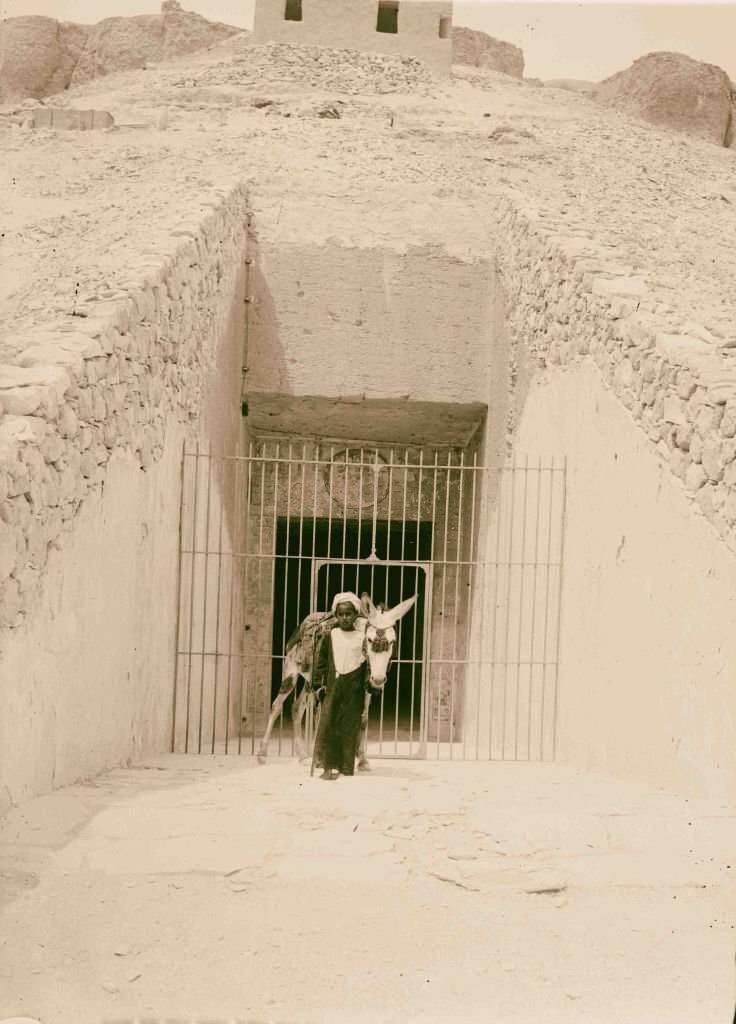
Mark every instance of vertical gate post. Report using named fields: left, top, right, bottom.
left=173, top=444, right=567, bottom=761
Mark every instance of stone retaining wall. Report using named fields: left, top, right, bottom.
left=0, top=183, right=249, bottom=629
left=0, top=182, right=249, bottom=809
left=493, top=193, right=736, bottom=549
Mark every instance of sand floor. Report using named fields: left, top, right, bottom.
left=1, top=755, right=734, bottom=1023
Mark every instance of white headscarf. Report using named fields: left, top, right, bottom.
left=331, top=591, right=362, bottom=614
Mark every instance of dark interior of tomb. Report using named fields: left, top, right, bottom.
left=271, top=517, right=432, bottom=740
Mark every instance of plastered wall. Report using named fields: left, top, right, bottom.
left=0, top=184, right=249, bottom=811
left=514, top=364, right=736, bottom=801
left=253, top=0, right=452, bottom=76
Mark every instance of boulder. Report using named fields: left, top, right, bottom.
left=594, top=51, right=735, bottom=147
left=452, top=27, right=524, bottom=79
left=0, top=16, right=89, bottom=103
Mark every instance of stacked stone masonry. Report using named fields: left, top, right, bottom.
left=0, top=183, right=249, bottom=630
left=491, top=194, right=736, bottom=553
left=1, top=177, right=735, bottom=649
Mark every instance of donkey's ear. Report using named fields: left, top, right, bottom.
left=386, top=595, right=416, bottom=626
left=360, top=592, right=377, bottom=620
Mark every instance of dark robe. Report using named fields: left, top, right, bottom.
left=312, top=627, right=369, bottom=775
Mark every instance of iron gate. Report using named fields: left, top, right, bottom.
left=172, top=441, right=566, bottom=761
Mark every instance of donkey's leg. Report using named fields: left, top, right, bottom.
left=257, top=677, right=296, bottom=764
left=356, top=692, right=372, bottom=772
left=292, top=686, right=312, bottom=761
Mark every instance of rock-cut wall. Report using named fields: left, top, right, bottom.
left=492, top=193, right=736, bottom=800
left=452, top=26, right=524, bottom=79
left=0, top=183, right=249, bottom=811
left=0, top=3, right=241, bottom=104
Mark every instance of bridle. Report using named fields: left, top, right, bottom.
left=362, top=626, right=396, bottom=685
left=364, top=627, right=392, bottom=654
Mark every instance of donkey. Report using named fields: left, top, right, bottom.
left=257, top=593, right=416, bottom=770
left=256, top=609, right=335, bottom=765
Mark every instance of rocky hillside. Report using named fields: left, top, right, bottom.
left=594, top=51, right=735, bottom=148
left=0, top=1, right=241, bottom=104
left=452, top=26, right=524, bottom=79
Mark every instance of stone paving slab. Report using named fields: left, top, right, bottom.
left=0, top=756, right=734, bottom=1023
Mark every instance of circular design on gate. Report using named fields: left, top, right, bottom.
left=323, top=449, right=389, bottom=509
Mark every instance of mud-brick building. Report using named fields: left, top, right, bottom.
left=253, top=0, right=453, bottom=75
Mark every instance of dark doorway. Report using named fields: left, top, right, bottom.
left=271, top=518, right=432, bottom=744
left=376, top=0, right=399, bottom=34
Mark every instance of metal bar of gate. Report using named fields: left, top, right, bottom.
left=183, top=438, right=201, bottom=752
left=277, top=441, right=293, bottom=753
left=464, top=451, right=478, bottom=761
left=210, top=442, right=226, bottom=754
left=527, top=455, right=544, bottom=761
left=513, top=456, right=530, bottom=761
left=174, top=446, right=567, bottom=763
left=487, top=467, right=504, bottom=760
left=422, top=451, right=434, bottom=755
left=539, top=459, right=556, bottom=761
left=236, top=440, right=252, bottom=754
left=551, top=457, right=568, bottom=761
left=170, top=444, right=186, bottom=752
left=228, top=444, right=244, bottom=754
left=450, top=451, right=466, bottom=759
left=255, top=441, right=268, bottom=751
left=197, top=442, right=214, bottom=754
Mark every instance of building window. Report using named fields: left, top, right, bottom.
left=376, top=0, right=399, bottom=33
left=438, top=15, right=451, bottom=39
left=284, top=0, right=302, bottom=21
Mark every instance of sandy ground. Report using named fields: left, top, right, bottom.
left=0, top=755, right=734, bottom=1023
left=2, top=37, right=736, bottom=359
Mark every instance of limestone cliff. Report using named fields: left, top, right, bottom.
left=70, top=1, right=241, bottom=89
left=0, top=2, right=241, bottom=104
left=452, top=26, right=524, bottom=79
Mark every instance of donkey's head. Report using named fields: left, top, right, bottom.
left=359, top=593, right=417, bottom=689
